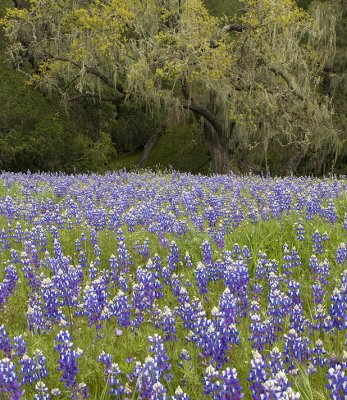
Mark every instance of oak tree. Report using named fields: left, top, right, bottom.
left=2, top=0, right=340, bottom=173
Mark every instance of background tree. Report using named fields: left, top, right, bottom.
left=1, top=0, right=341, bottom=173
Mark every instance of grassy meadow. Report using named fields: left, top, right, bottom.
left=0, top=171, right=346, bottom=399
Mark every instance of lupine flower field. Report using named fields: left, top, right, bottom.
left=0, top=171, right=346, bottom=399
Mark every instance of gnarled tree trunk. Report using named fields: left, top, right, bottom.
left=204, top=120, right=232, bottom=174
left=286, top=144, right=305, bottom=174
left=181, top=86, right=233, bottom=174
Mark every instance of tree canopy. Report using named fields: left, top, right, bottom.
left=1, top=0, right=341, bottom=173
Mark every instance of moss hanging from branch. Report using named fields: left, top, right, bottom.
left=1, top=0, right=341, bottom=173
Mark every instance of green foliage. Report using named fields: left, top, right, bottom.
left=203, top=0, right=241, bottom=17
left=0, top=0, right=345, bottom=175
left=1, top=0, right=341, bottom=174
left=109, top=103, right=163, bottom=153
left=0, top=47, right=119, bottom=172
left=74, top=131, right=117, bottom=173
left=143, top=123, right=210, bottom=173
left=110, top=123, right=210, bottom=173
left=0, top=0, right=116, bottom=173
left=296, top=0, right=314, bottom=9
left=0, top=44, right=74, bottom=171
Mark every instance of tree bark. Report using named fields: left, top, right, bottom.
left=12, top=0, right=29, bottom=8
left=286, top=145, right=305, bottom=174
left=180, top=83, right=233, bottom=174
left=137, top=130, right=163, bottom=168
left=203, top=120, right=232, bottom=174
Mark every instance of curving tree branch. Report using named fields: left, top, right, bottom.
left=49, top=56, right=126, bottom=95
